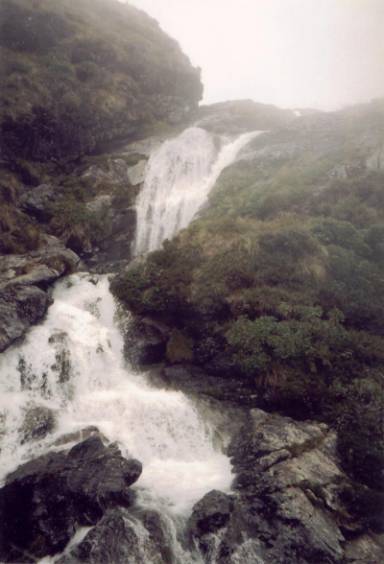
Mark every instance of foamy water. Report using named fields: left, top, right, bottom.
left=0, top=274, right=232, bottom=515
left=134, top=127, right=263, bottom=254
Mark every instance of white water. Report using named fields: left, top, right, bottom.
left=0, top=274, right=232, bottom=516
left=134, top=127, right=263, bottom=254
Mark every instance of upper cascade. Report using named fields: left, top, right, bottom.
left=134, top=127, right=263, bottom=255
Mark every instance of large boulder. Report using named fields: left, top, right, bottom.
left=58, top=508, right=176, bottom=564
left=0, top=436, right=142, bottom=562
left=188, top=409, right=384, bottom=564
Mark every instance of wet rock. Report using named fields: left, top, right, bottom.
left=191, top=408, right=384, bottom=564
left=53, top=426, right=106, bottom=447
left=188, top=490, right=234, bottom=536
left=59, top=508, right=174, bottom=564
left=0, top=436, right=142, bottom=562
left=19, top=404, right=56, bottom=443
left=0, top=236, right=80, bottom=352
left=0, top=284, right=50, bottom=352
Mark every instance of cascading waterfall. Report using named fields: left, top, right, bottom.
left=0, top=126, right=262, bottom=562
left=0, top=274, right=232, bottom=561
left=0, top=275, right=232, bottom=509
left=134, top=127, right=263, bottom=255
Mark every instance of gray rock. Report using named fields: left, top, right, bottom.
left=190, top=408, right=384, bottom=564
left=19, top=183, right=56, bottom=222
left=59, top=508, right=171, bottom=564
left=0, top=436, right=142, bottom=562
left=188, top=490, right=234, bottom=536
left=19, top=404, right=56, bottom=443
left=0, top=284, right=50, bottom=352
left=127, top=159, right=147, bottom=186
left=0, top=237, right=80, bottom=352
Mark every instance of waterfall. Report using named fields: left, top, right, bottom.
left=0, top=274, right=232, bottom=518
left=134, top=127, right=263, bottom=255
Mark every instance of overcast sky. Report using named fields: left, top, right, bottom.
left=127, top=0, right=384, bottom=111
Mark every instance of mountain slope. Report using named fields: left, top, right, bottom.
left=112, top=100, right=384, bottom=503
left=0, top=0, right=202, bottom=161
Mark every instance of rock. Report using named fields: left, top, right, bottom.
left=53, top=425, right=105, bottom=447
left=344, top=534, right=384, bottom=563
left=127, top=159, right=147, bottom=186
left=58, top=508, right=173, bottom=564
left=19, top=404, right=56, bottom=443
left=20, top=183, right=56, bottom=222
left=124, top=318, right=169, bottom=367
left=186, top=408, right=384, bottom=564
left=0, top=284, right=50, bottom=352
left=0, top=436, right=142, bottom=562
left=188, top=490, right=234, bottom=537
left=0, top=236, right=80, bottom=352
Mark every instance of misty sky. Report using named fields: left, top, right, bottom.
left=127, top=0, right=384, bottom=111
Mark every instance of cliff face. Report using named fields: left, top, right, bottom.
left=0, top=0, right=203, bottom=161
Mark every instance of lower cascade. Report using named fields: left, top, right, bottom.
left=134, top=127, right=263, bottom=255
left=0, top=274, right=232, bottom=562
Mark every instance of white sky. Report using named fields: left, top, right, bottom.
left=126, top=0, right=384, bottom=110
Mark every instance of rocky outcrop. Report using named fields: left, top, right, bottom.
left=0, top=235, right=79, bottom=351
left=188, top=409, right=384, bottom=564
left=0, top=436, right=142, bottom=562
left=58, top=508, right=177, bottom=564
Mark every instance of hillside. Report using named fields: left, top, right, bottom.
left=0, top=0, right=202, bottom=161
left=112, top=100, right=384, bottom=512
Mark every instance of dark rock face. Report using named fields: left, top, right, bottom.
left=124, top=317, right=169, bottom=367
left=189, top=409, right=384, bottom=564
left=0, top=284, right=50, bottom=352
left=0, top=436, right=142, bottom=562
left=0, top=236, right=79, bottom=352
left=188, top=490, right=234, bottom=537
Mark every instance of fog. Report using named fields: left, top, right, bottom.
left=127, top=0, right=384, bottom=111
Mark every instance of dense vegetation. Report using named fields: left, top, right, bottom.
left=112, top=102, right=384, bottom=506
left=0, top=0, right=202, bottom=161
